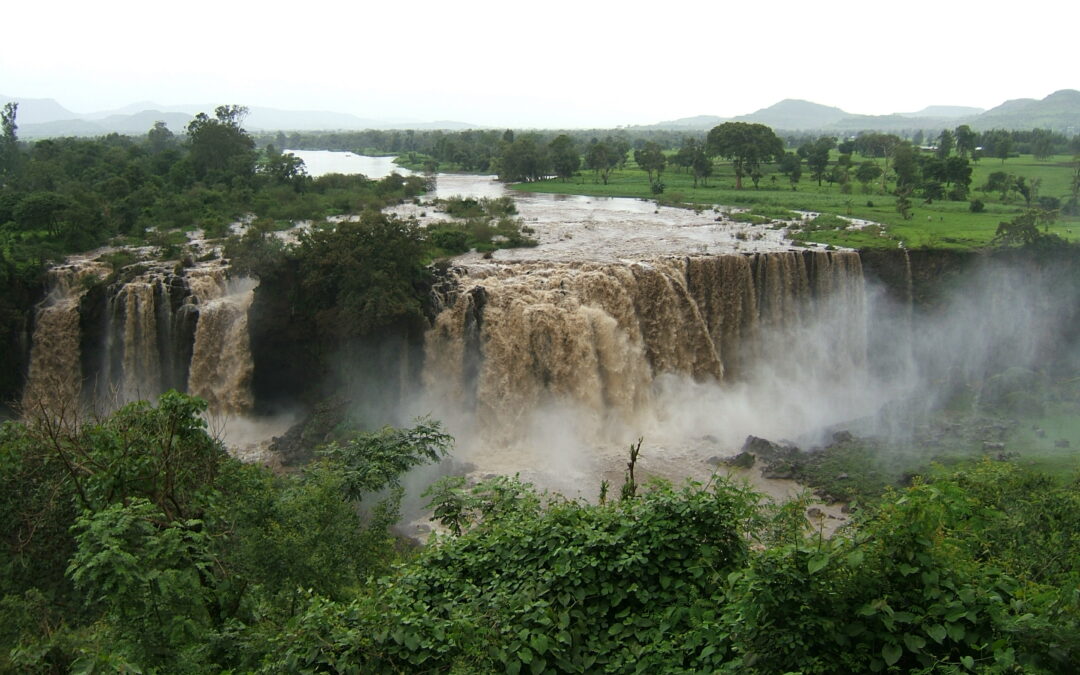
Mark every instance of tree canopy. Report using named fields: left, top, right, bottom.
left=705, top=122, right=784, bottom=189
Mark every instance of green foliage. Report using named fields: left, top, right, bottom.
left=1, top=393, right=454, bottom=672
left=319, top=418, right=452, bottom=502
left=706, top=122, right=785, bottom=189
left=296, top=212, right=430, bottom=340
left=268, top=476, right=759, bottom=673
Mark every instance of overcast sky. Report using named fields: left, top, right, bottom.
left=5, top=0, right=1078, bottom=128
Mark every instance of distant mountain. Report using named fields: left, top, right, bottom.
left=635, top=114, right=729, bottom=130
left=1, top=96, right=480, bottom=137
left=0, top=95, right=81, bottom=125
left=969, top=89, right=1080, bottom=131
left=734, top=99, right=850, bottom=129
left=898, top=105, right=984, bottom=119
left=18, top=111, right=193, bottom=138
left=644, top=90, right=1080, bottom=134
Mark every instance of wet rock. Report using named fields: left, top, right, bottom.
left=705, top=455, right=725, bottom=467
left=741, top=435, right=800, bottom=461
left=724, top=452, right=756, bottom=469
left=806, top=507, right=824, bottom=520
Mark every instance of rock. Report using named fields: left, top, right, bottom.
left=982, top=442, right=1005, bottom=452
left=705, top=455, right=725, bottom=467
left=741, top=435, right=800, bottom=461
left=1055, top=439, right=1071, bottom=448
left=1035, top=428, right=1046, bottom=438
left=841, top=504, right=852, bottom=514
left=724, top=452, right=756, bottom=469
left=832, top=430, right=854, bottom=444
left=835, top=472, right=849, bottom=480
left=806, top=507, right=824, bottom=520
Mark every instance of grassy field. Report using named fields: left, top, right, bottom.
left=513, top=153, right=1080, bottom=250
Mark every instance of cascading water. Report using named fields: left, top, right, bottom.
left=22, top=262, right=109, bottom=417
left=21, top=258, right=257, bottom=419
left=422, top=250, right=868, bottom=458
left=186, top=268, right=257, bottom=416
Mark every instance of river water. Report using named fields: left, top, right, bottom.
left=285, top=150, right=814, bottom=261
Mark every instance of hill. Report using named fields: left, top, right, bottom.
left=733, top=98, right=850, bottom=129
left=969, top=89, right=1080, bottom=131
left=898, top=105, right=984, bottom=118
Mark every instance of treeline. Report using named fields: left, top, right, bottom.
left=2, top=393, right=1078, bottom=672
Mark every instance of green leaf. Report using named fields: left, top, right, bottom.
left=946, top=622, right=966, bottom=642
left=925, top=623, right=947, bottom=644
left=808, top=553, right=829, bottom=575
left=903, top=633, right=925, bottom=652
left=882, top=642, right=902, bottom=666
left=529, top=635, right=549, bottom=655
left=960, top=655, right=975, bottom=670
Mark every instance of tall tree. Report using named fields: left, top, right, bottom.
left=584, top=140, right=619, bottom=185
left=705, top=122, right=784, bottom=189
left=633, top=141, right=667, bottom=187
left=778, top=152, right=802, bottom=190
left=186, top=105, right=257, bottom=185
left=954, top=124, right=977, bottom=158
left=0, top=102, right=18, bottom=184
left=804, top=136, right=835, bottom=186
left=548, top=134, right=579, bottom=181
left=936, top=129, right=955, bottom=159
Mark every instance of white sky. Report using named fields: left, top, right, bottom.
left=4, top=0, right=1078, bottom=128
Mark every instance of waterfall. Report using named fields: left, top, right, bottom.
left=21, top=260, right=257, bottom=419
left=186, top=268, right=257, bottom=416
left=22, top=262, right=109, bottom=418
left=423, top=250, right=868, bottom=446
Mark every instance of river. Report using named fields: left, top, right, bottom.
left=287, top=150, right=813, bottom=262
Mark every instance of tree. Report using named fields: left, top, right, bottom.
left=982, top=129, right=1013, bottom=164
left=954, top=124, right=977, bottom=158
left=497, top=135, right=550, bottom=182
left=672, top=137, right=700, bottom=173
left=891, top=142, right=919, bottom=190
left=13, top=191, right=71, bottom=237
left=777, top=152, right=802, bottom=190
left=584, top=140, right=619, bottom=185
left=0, top=102, right=18, bottom=184
left=936, top=129, right=954, bottom=158
left=804, top=136, right=835, bottom=186
left=691, top=148, right=713, bottom=188
left=1031, top=129, right=1056, bottom=160
left=259, top=150, right=309, bottom=190
left=548, top=134, right=579, bottom=181
left=706, top=122, right=784, bottom=189
left=633, top=141, right=667, bottom=187
left=147, top=121, right=175, bottom=153
left=855, top=161, right=882, bottom=193
left=186, top=105, right=257, bottom=185
left=993, top=209, right=1061, bottom=246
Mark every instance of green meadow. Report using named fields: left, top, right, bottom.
left=513, top=153, right=1080, bottom=250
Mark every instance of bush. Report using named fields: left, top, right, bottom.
left=969, top=199, right=986, bottom=213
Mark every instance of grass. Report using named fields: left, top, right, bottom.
left=513, top=153, right=1080, bottom=251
